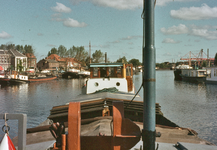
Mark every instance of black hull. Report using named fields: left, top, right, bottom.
left=174, top=69, right=182, bottom=80
left=181, top=76, right=206, bottom=83
left=62, top=72, right=89, bottom=79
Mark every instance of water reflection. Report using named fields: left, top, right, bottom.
left=134, top=71, right=217, bottom=144
left=0, top=79, right=85, bottom=139
left=1, top=73, right=217, bottom=144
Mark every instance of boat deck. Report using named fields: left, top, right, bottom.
left=12, top=118, right=216, bottom=149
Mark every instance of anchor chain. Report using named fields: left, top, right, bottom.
left=2, top=113, right=10, bottom=134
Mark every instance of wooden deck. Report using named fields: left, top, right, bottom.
left=12, top=118, right=215, bottom=149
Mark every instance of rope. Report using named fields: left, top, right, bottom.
left=125, top=81, right=143, bottom=109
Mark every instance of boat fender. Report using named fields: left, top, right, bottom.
left=0, top=133, right=16, bottom=150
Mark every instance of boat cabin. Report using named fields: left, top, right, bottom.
left=206, top=67, right=217, bottom=84
left=181, top=69, right=207, bottom=78
left=86, top=63, right=134, bottom=94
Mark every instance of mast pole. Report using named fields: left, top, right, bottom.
left=142, top=0, right=156, bottom=149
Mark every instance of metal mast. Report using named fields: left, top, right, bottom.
left=89, top=41, right=91, bottom=64
left=142, top=0, right=156, bottom=149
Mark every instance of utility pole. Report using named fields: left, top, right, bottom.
left=89, top=41, right=91, bottom=64
left=189, top=51, right=191, bottom=67
left=142, top=0, right=156, bottom=149
left=207, top=49, right=210, bottom=67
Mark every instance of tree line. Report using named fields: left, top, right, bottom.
left=47, top=45, right=142, bottom=67
left=0, top=43, right=142, bottom=68
left=47, top=45, right=104, bottom=66
left=0, top=44, right=35, bottom=54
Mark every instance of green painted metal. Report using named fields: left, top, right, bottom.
left=142, top=0, right=156, bottom=149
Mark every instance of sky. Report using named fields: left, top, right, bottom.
left=0, top=0, right=217, bottom=63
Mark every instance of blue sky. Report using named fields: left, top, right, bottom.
left=0, top=0, right=217, bottom=63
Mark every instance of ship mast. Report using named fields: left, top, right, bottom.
left=142, top=0, right=156, bottom=149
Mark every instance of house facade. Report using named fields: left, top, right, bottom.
left=46, top=54, right=82, bottom=71
left=24, top=53, right=37, bottom=69
left=0, top=49, right=11, bottom=71
left=37, top=59, right=59, bottom=71
left=9, top=49, right=28, bottom=72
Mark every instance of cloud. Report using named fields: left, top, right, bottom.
left=69, top=0, right=142, bottom=10
left=161, top=24, right=188, bottom=35
left=190, top=28, right=217, bottom=40
left=171, top=4, right=217, bottom=20
left=111, top=40, right=120, bottom=43
left=162, top=38, right=180, bottom=43
left=63, top=18, right=87, bottom=27
left=37, top=33, right=43, bottom=36
left=51, top=13, right=63, bottom=22
left=163, top=52, right=172, bottom=56
left=51, top=2, right=71, bottom=13
left=156, top=0, right=198, bottom=6
left=121, top=35, right=141, bottom=40
left=0, top=31, right=12, bottom=39
left=161, top=24, right=217, bottom=40
left=47, top=44, right=56, bottom=47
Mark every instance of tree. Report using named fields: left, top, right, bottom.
left=214, top=53, right=217, bottom=66
left=17, top=59, right=24, bottom=72
left=116, top=56, right=127, bottom=63
left=129, top=59, right=141, bottom=68
left=202, top=61, right=207, bottom=67
left=16, top=45, right=24, bottom=53
left=58, top=45, right=67, bottom=57
left=0, top=44, right=35, bottom=54
left=24, top=45, right=35, bottom=54
left=92, top=50, right=104, bottom=63
left=67, top=46, right=76, bottom=58
left=48, top=47, right=58, bottom=56
left=67, top=46, right=88, bottom=65
left=0, top=44, right=15, bottom=50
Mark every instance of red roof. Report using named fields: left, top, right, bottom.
left=47, top=54, right=81, bottom=64
left=0, top=66, right=3, bottom=70
left=47, top=54, right=63, bottom=61
left=25, top=53, right=36, bottom=58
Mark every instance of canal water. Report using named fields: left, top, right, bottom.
left=0, top=70, right=217, bottom=145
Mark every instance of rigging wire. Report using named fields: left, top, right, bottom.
left=125, top=81, right=143, bottom=109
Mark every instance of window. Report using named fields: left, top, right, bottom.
left=93, top=67, right=98, bottom=77
left=214, top=69, right=217, bottom=77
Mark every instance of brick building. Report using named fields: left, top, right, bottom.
left=37, top=59, right=59, bottom=71
left=46, top=54, right=82, bottom=71
left=0, top=49, right=11, bottom=71
left=24, top=53, right=37, bottom=69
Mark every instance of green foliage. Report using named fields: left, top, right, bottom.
left=156, top=62, right=173, bottom=69
left=129, top=59, right=141, bottom=67
left=68, top=46, right=88, bottom=66
left=24, top=45, right=35, bottom=54
left=92, top=50, right=104, bottom=63
left=17, top=59, right=24, bottom=72
left=48, top=47, right=58, bottom=56
left=116, top=56, right=127, bottom=63
left=0, top=44, right=35, bottom=54
left=58, top=45, right=67, bottom=57
left=202, top=61, right=207, bottom=67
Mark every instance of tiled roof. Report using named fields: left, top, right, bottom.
left=47, top=54, right=82, bottom=64
left=9, top=49, right=26, bottom=57
left=47, top=54, right=63, bottom=61
left=25, top=53, right=36, bottom=58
